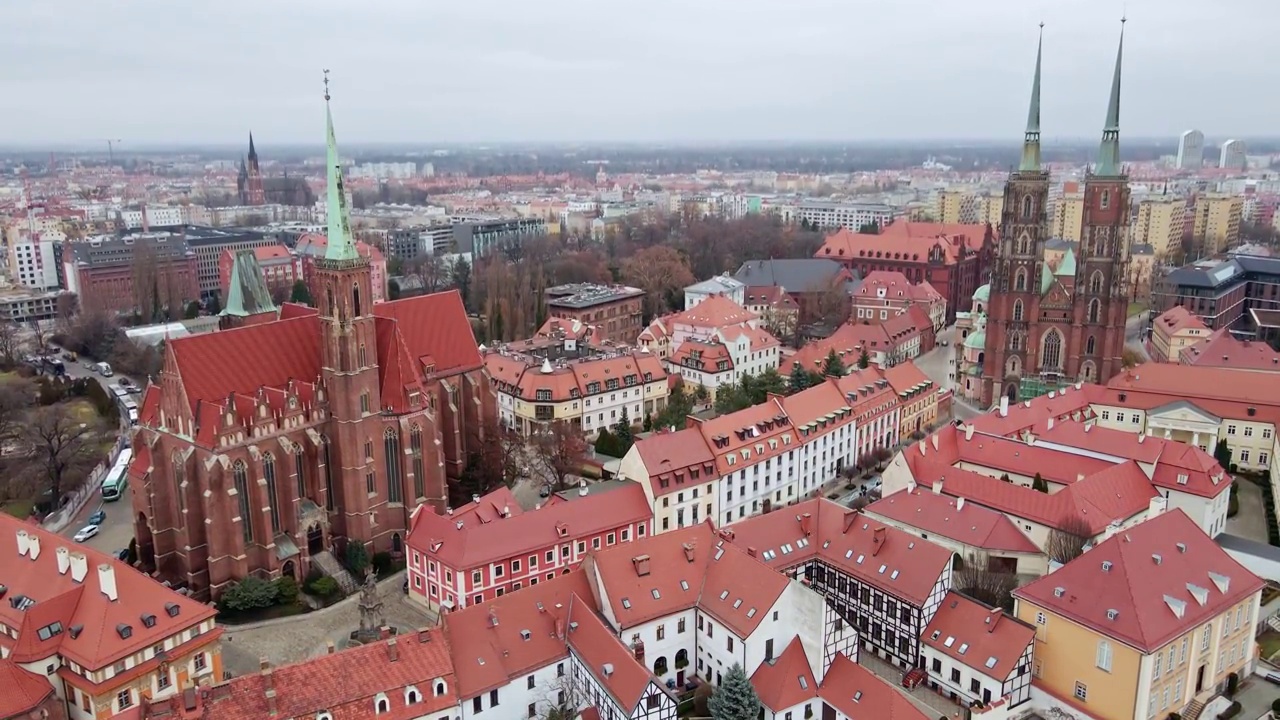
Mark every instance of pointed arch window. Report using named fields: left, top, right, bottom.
left=385, top=428, right=403, bottom=505
left=1014, top=269, right=1028, bottom=292
left=1006, top=356, right=1022, bottom=377
left=172, top=452, right=186, bottom=514
left=410, top=425, right=425, bottom=500
left=1086, top=336, right=1096, bottom=355
left=1022, top=195, right=1033, bottom=219
left=1080, top=361, right=1097, bottom=383
left=1009, top=331, right=1024, bottom=352
left=1089, top=271, right=1104, bottom=294
left=264, top=453, right=280, bottom=533
left=1088, top=298, right=1101, bottom=323
left=358, top=343, right=367, bottom=368
left=1012, top=299, right=1024, bottom=322
left=1041, top=330, right=1064, bottom=371
left=294, top=448, right=306, bottom=500
left=353, top=286, right=362, bottom=317
left=321, top=437, right=334, bottom=512
left=1100, top=190, right=1111, bottom=209
left=233, top=461, right=253, bottom=543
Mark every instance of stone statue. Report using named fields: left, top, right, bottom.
left=355, top=568, right=385, bottom=642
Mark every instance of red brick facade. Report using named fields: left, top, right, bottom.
left=72, top=253, right=199, bottom=316
left=129, top=277, right=496, bottom=600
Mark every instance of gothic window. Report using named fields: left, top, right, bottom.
left=233, top=461, right=253, bottom=543
left=1089, top=271, right=1104, bottom=294
left=1012, top=299, right=1024, bottom=322
left=1014, top=269, right=1027, bottom=292
left=1006, top=356, right=1022, bottom=377
left=327, top=288, right=335, bottom=317
left=1080, top=361, right=1097, bottom=383
left=410, top=425, right=425, bottom=500
left=385, top=428, right=403, bottom=505
left=360, top=392, right=371, bottom=414
left=1041, top=330, right=1064, bottom=371
left=294, top=449, right=306, bottom=500
left=358, top=343, right=367, bottom=368
left=263, top=453, right=280, bottom=533
left=1022, top=195, right=1033, bottom=219
left=1100, top=190, right=1111, bottom=209
left=353, top=286, right=362, bottom=317
left=1009, top=331, right=1024, bottom=352
left=172, top=452, right=186, bottom=514
left=1088, top=298, right=1101, bottom=323
left=321, top=437, right=334, bottom=512
left=1087, top=336, right=1096, bottom=355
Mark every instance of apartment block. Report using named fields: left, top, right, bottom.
left=1191, top=195, right=1243, bottom=258
left=1132, top=197, right=1186, bottom=260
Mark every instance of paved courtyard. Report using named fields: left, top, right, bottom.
left=1227, top=479, right=1270, bottom=544
left=859, top=651, right=967, bottom=719
left=219, top=572, right=437, bottom=677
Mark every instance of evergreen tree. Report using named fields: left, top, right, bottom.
left=1213, top=439, right=1233, bottom=469
left=642, top=413, right=653, bottom=432
left=594, top=428, right=619, bottom=457
left=821, top=349, right=846, bottom=377
left=612, top=409, right=635, bottom=455
left=857, top=347, right=870, bottom=369
left=1032, top=472, right=1048, bottom=493
left=451, top=256, right=473, bottom=309
left=788, top=362, right=813, bottom=393
left=708, top=663, right=763, bottom=720
left=184, top=300, right=201, bottom=319
left=290, top=280, right=313, bottom=305
left=206, top=293, right=221, bottom=315
left=858, top=221, right=880, bottom=234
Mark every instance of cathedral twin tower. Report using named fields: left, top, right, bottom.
left=980, top=22, right=1134, bottom=407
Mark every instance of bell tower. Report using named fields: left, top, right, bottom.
left=311, top=72, right=382, bottom=545
left=981, top=26, right=1050, bottom=407
left=1069, top=20, right=1132, bottom=386
left=245, top=132, right=265, bottom=206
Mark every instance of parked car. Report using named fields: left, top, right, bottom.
left=73, top=525, right=101, bottom=543
left=539, top=484, right=551, bottom=498
left=88, top=509, right=107, bottom=525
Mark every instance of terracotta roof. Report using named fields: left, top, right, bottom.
left=408, top=483, right=650, bottom=570
left=169, top=314, right=321, bottom=413
left=184, top=629, right=455, bottom=720
left=663, top=294, right=759, bottom=328
left=442, top=570, right=596, bottom=698
left=922, top=592, right=1035, bottom=679
left=588, top=524, right=788, bottom=635
left=1181, top=330, right=1280, bottom=371
left=1154, top=305, right=1208, bottom=335
left=0, top=514, right=218, bottom=671
left=565, top=593, right=661, bottom=712
left=724, top=498, right=954, bottom=606
left=787, top=322, right=893, bottom=373
left=295, top=233, right=385, bottom=263
left=278, top=302, right=317, bottom=320
left=966, top=383, right=1103, bottom=437
left=819, top=652, right=929, bottom=720
left=863, top=489, right=1040, bottom=555
left=817, top=221, right=991, bottom=267
left=669, top=339, right=734, bottom=374
left=0, top=658, right=55, bottom=717
left=632, top=428, right=717, bottom=498
left=1102, top=363, right=1280, bottom=427
left=1013, top=510, right=1265, bottom=653
left=882, top=361, right=935, bottom=400
left=744, top=286, right=799, bottom=309
left=693, top=398, right=792, bottom=475
left=749, top=636, right=818, bottom=711
left=374, top=290, right=482, bottom=378
left=855, top=270, right=944, bottom=304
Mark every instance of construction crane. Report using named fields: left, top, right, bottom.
left=105, top=139, right=122, bottom=166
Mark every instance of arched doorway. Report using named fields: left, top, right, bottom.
left=653, top=656, right=668, bottom=676
left=392, top=533, right=404, bottom=555
left=675, top=649, right=689, bottom=686
left=1005, top=383, right=1018, bottom=403
left=306, top=524, right=324, bottom=555
left=282, top=560, right=296, bottom=580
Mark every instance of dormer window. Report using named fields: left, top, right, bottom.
left=434, top=680, right=447, bottom=696
left=374, top=694, right=390, bottom=714
left=405, top=686, right=421, bottom=704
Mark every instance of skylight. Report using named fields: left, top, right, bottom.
left=622, top=598, right=632, bottom=609
left=958, top=643, right=969, bottom=654
left=680, top=580, right=690, bottom=591
left=856, top=554, right=865, bottom=564
left=798, top=676, right=808, bottom=689
left=719, top=590, right=730, bottom=600
left=890, top=570, right=900, bottom=580
left=651, top=589, right=661, bottom=600
left=985, top=657, right=998, bottom=669
left=878, top=564, right=887, bottom=574
left=853, top=691, right=863, bottom=702
left=733, top=599, right=742, bottom=609
left=747, top=608, right=757, bottom=618
left=845, top=549, right=853, bottom=559
left=930, top=630, right=941, bottom=640
left=943, top=636, right=955, bottom=648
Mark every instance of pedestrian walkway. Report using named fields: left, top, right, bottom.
left=858, top=651, right=966, bottom=719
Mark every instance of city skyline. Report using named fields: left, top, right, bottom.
left=2, top=0, right=1276, bottom=145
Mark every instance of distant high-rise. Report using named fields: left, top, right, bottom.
left=1176, top=129, right=1203, bottom=170
left=1220, top=139, right=1248, bottom=170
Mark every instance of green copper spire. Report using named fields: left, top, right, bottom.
left=323, top=71, right=360, bottom=262
left=1095, top=19, right=1125, bottom=176
left=1019, top=23, right=1044, bottom=172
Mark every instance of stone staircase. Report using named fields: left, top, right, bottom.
left=1183, top=698, right=1206, bottom=720
left=311, top=550, right=358, bottom=595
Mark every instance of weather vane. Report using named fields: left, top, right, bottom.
left=323, top=69, right=331, bottom=101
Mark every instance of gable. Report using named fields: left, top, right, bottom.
left=1147, top=401, right=1222, bottom=426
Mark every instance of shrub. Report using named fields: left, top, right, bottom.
left=309, top=576, right=339, bottom=598
left=304, top=566, right=323, bottom=586
left=1215, top=700, right=1241, bottom=719
left=1272, top=697, right=1280, bottom=713
left=344, top=541, right=370, bottom=576
left=1227, top=483, right=1239, bottom=518
left=221, top=576, right=279, bottom=613
left=372, top=551, right=394, bottom=576
left=1167, top=713, right=1181, bottom=720
left=275, top=576, right=300, bottom=606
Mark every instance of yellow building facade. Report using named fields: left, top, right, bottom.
left=1052, top=193, right=1085, bottom=243
left=1192, top=195, right=1243, bottom=257
left=1132, top=197, right=1186, bottom=260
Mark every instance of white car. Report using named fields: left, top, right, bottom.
left=73, top=525, right=100, bottom=543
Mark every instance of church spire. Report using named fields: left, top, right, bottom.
left=323, top=71, right=360, bottom=262
left=1018, top=23, right=1044, bottom=172
left=248, top=132, right=258, bottom=162
left=1095, top=18, right=1125, bottom=176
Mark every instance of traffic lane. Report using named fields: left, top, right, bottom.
left=61, top=493, right=135, bottom=557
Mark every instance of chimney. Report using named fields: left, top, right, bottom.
left=386, top=636, right=399, bottom=662
left=260, top=658, right=276, bottom=716
left=956, top=498, right=965, bottom=511
left=964, top=425, right=974, bottom=441
left=69, top=552, right=89, bottom=583
left=632, top=555, right=652, bottom=577
left=931, top=433, right=939, bottom=450
left=16, top=530, right=30, bottom=556
left=326, top=640, right=336, bottom=655
left=602, top=663, right=615, bottom=678
left=986, top=610, right=1003, bottom=633
left=1046, top=417, right=1055, bottom=430
left=999, top=395, right=1009, bottom=417
left=472, top=494, right=480, bottom=504
left=380, top=626, right=392, bottom=640
left=488, top=608, right=499, bottom=628
left=1137, top=433, right=1145, bottom=444
left=931, top=480, right=943, bottom=494
left=579, top=479, right=588, bottom=497
left=27, top=535, right=41, bottom=560
left=501, top=505, right=510, bottom=518
left=446, top=506, right=453, bottom=515
left=799, top=512, right=813, bottom=536
left=56, top=546, right=71, bottom=575
left=98, top=563, right=118, bottom=601
left=682, top=542, right=696, bottom=563
left=747, top=547, right=757, bottom=558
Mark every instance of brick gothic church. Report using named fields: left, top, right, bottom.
left=236, top=133, right=317, bottom=207
left=981, top=25, right=1133, bottom=407
left=129, top=90, right=496, bottom=600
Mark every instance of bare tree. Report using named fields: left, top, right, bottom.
left=1047, top=516, right=1092, bottom=566
left=530, top=421, right=588, bottom=493
left=0, top=377, right=34, bottom=447
left=132, top=243, right=161, bottom=322
left=538, top=672, right=587, bottom=720
left=0, top=321, right=27, bottom=368
left=954, top=552, right=1018, bottom=612
left=406, top=253, right=448, bottom=294
left=55, top=293, right=79, bottom=327
left=19, top=405, right=104, bottom=504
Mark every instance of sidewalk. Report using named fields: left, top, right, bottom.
left=858, top=651, right=966, bottom=719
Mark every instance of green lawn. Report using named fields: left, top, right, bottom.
left=66, top=399, right=100, bottom=425
left=2, top=499, right=36, bottom=519
left=1127, top=301, right=1149, bottom=317
left=1259, top=629, right=1280, bottom=663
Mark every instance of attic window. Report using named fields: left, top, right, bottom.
left=747, top=608, right=756, bottom=618
left=10, top=595, right=34, bottom=611
left=69, top=624, right=83, bottom=640
left=930, top=630, right=941, bottom=641
left=943, top=636, right=955, bottom=648
left=165, top=602, right=181, bottom=617
left=732, top=599, right=742, bottom=609
left=680, top=580, right=690, bottom=591
left=622, top=598, right=632, bottom=609
left=520, top=630, right=531, bottom=641
left=141, top=614, right=157, bottom=628
left=985, top=657, right=998, bottom=669
left=719, top=590, right=730, bottom=601
left=958, top=643, right=969, bottom=654
left=117, top=624, right=133, bottom=640
left=651, top=589, right=661, bottom=600
left=36, top=622, right=64, bottom=641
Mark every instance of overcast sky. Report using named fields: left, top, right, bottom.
left=1, top=0, right=1273, bottom=146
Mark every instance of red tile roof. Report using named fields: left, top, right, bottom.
left=374, top=290, right=482, bottom=379
left=1180, top=330, right=1280, bottom=371
left=408, top=482, right=650, bottom=571
left=966, top=383, right=1102, bottom=437
left=0, top=514, right=218, bottom=671
left=749, top=636, right=818, bottom=712
left=855, top=270, right=944, bottom=304
left=664, top=294, right=759, bottom=328
left=442, top=570, right=596, bottom=698
left=863, top=489, right=1039, bottom=555
left=180, top=629, right=455, bottom=720
left=819, top=652, right=929, bottom=720
left=1154, top=305, right=1208, bottom=335
left=0, top=658, right=54, bottom=717
left=693, top=397, right=793, bottom=476
left=817, top=221, right=991, bottom=268
left=922, top=592, right=1035, bottom=679
left=587, top=524, right=788, bottom=636
left=1013, top=510, right=1265, bottom=653
left=744, top=286, right=799, bottom=310
left=1102, top=363, right=1280, bottom=428
left=787, top=323, right=892, bottom=373
left=565, top=593, right=662, bottom=712
left=724, top=498, right=954, bottom=606
left=632, top=428, right=717, bottom=498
